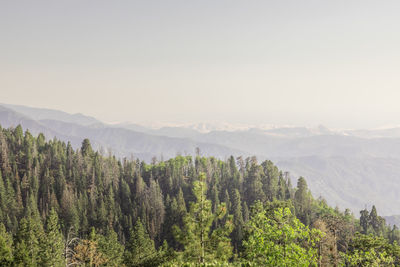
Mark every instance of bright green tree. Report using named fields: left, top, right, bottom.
left=243, top=201, right=322, bottom=267
left=173, top=172, right=233, bottom=264
left=342, top=233, right=396, bottom=266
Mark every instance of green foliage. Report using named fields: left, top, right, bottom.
left=81, top=138, right=93, bottom=157
left=14, top=215, right=44, bottom=266
left=72, top=229, right=108, bottom=267
left=173, top=172, right=233, bottom=264
left=124, top=219, right=157, bottom=267
left=0, top=124, right=298, bottom=252
left=243, top=201, right=322, bottom=267
left=162, top=262, right=240, bottom=267
left=0, top=223, right=13, bottom=266
left=294, top=177, right=312, bottom=225
left=39, top=208, right=65, bottom=266
left=97, top=229, right=124, bottom=266
left=231, top=189, right=244, bottom=253
left=342, top=233, right=398, bottom=266
left=360, top=206, right=387, bottom=237
left=0, top=124, right=399, bottom=266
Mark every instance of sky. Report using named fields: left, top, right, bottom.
left=1, top=0, right=400, bottom=129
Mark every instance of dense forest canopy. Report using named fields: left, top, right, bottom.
left=0, top=124, right=399, bottom=266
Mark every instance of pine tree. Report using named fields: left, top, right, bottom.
left=81, top=139, right=93, bottom=157
left=173, top=172, right=233, bottom=264
left=147, top=179, right=165, bottom=241
left=176, top=188, right=187, bottom=216
left=244, top=158, right=265, bottom=204
left=0, top=223, right=13, bottom=266
left=223, top=189, right=231, bottom=214
left=124, top=219, right=157, bottom=267
left=294, top=177, right=312, bottom=225
left=97, top=228, right=124, bottom=267
left=261, top=160, right=279, bottom=201
left=39, top=208, right=64, bottom=266
left=14, top=216, right=44, bottom=266
left=360, top=209, right=370, bottom=234
left=60, top=188, right=79, bottom=233
left=242, top=202, right=249, bottom=223
left=231, top=189, right=244, bottom=253
left=390, top=225, right=400, bottom=245
left=369, top=205, right=385, bottom=236
left=0, top=171, right=6, bottom=221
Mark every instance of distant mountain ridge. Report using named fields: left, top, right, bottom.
left=1, top=103, right=101, bottom=126
left=384, top=215, right=400, bottom=227
left=0, top=104, right=246, bottom=161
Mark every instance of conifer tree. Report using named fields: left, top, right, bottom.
left=173, top=172, right=233, bottom=264
left=97, top=228, right=124, bottom=267
left=261, top=160, right=279, bottom=201
left=124, top=219, right=157, bottom=267
left=0, top=223, right=13, bottom=266
left=244, top=158, right=265, bottom=204
left=294, top=177, right=312, bottom=225
left=0, top=171, right=6, bottom=221
left=14, top=216, right=44, bottom=266
left=81, top=139, right=93, bottom=157
left=360, top=209, right=370, bottom=234
left=223, top=189, right=231, bottom=214
left=39, top=208, right=64, bottom=266
left=369, top=205, right=386, bottom=236
left=231, top=189, right=244, bottom=253
left=242, top=202, right=249, bottom=223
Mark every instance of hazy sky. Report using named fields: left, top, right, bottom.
left=1, top=0, right=400, bottom=128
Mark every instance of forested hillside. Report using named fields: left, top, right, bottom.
left=5, top=104, right=400, bottom=216
left=0, top=124, right=399, bottom=266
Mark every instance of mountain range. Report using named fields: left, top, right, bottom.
left=1, top=103, right=400, bottom=216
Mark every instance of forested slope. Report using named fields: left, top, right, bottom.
left=0, top=124, right=399, bottom=266
left=5, top=104, right=400, bottom=216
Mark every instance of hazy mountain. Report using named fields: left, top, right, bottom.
left=276, top=156, right=400, bottom=216
left=3, top=103, right=101, bottom=126
left=0, top=105, right=85, bottom=148
left=346, top=127, right=400, bottom=139
left=112, top=122, right=152, bottom=133
left=114, top=123, right=202, bottom=139
left=0, top=105, right=246, bottom=162
left=262, top=125, right=334, bottom=138
left=0, top=105, right=62, bottom=138
left=38, top=119, right=246, bottom=160
left=384, top=215, right=400, bottom=227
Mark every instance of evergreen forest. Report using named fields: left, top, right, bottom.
left=0, top=124, right=400, bottom=266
